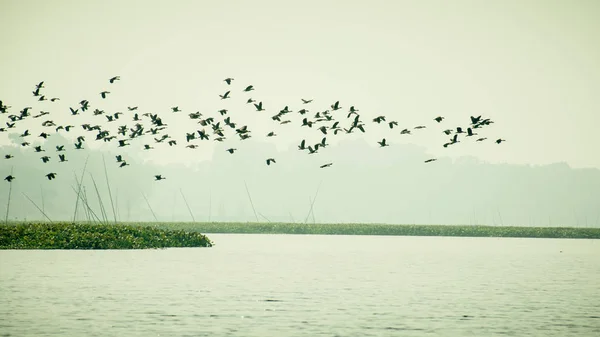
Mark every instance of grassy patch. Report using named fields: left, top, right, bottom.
left=0, top=222, right=213, bottom=249
left=129, top=222, right=600, bottom=239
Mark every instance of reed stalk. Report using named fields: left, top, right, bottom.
left=22, top=192, right=53, bottom=222
left=102, top=155, right=117, bottom=223
left=4, top=167, right=14, bottom=224
left=89, top=174, right=108, bottom=224
left=304, top=180, right=322, bottom=224
left=180, top=188, right=196, bottom=222
left=141, top=192, right=158, bottom=221
left=244, top=181, right=259, bottom=222
left=73, top=155, right=90, bottom=222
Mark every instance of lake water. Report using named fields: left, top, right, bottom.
left=1, top=234, right=599, bottom=336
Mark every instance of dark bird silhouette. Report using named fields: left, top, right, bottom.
left=476, top=137, right=487, bottom=142
left=4, top=154, right=13, bottom=159
left=224, top=78, right=234, bottom=85
left=119, top=161, right=129, bottom=168
left=226, top=148, right=237, bottom=154
left=301, top=99, right=313, bottom=104
left=320, top=163, right=333, bottom=168
left=172, top=106, right=180, bottom=112
left=266, top=158, right=276, bottom=165
left=34, top=146, right=44, bottom=152
left=109, top=76, right=120, bottom=83
left=466, top=128, right=477, bottom=137
left=254, top=102, right=264, bottom=111
left=45, top=173, right=57, bottom=180
left=116, top=155, right=123, bottom=162
left=100, top=91, right=110, bottom=99
left=41, top=156, right=50, bottom=163
left=496, top=138, right=506, bottom=144
left=58, top=154, right=67, bottom=162
left=424, top=158, right=437, bottom=163
left=377, top=138, right=389, bottom=147
left=247, top=98, right=256, bottom=104
left=244, top=85, right=254, bottom=92
left=155, top=175, right=166, bottom=181
left=331, top=101, right=341, bottom=111
left=470, top=115, right=482, bottom=125
left=4, top=175, right=15, bottom=182
left=434, top=116, right=444, bottom=123
left=298, top=140, right=306, bottom=150
left=373, top=116, right=386, bottom=123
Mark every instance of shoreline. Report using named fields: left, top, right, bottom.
left=2, top=222, right=598, bottom=249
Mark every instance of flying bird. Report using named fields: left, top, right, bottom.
left=109, top=76, right=120, bottom=83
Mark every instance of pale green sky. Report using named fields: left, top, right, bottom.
left=1, top=0, right=599, bottom=168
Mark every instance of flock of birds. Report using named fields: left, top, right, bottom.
left=1, top=77, right=504, bottom=183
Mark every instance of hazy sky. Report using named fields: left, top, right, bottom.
left=1, top=0, right=600, bottom=169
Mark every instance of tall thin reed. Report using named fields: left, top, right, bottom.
left=102, top=155, right=117, bottom=223
left=70, top=185, right=102, bottom=224
left=73, top=174, right=87, bottom=222
left=22, top=192, right=53, bottom=222
left=5, top=166, right=14, bottom=224
left=73, top=155, right=90, bottom=222
left=244, top=181, right=259, bottom=222
left=82, top=186, right=96, bottom=223
left=258, top=212, right=272, bottom=223
left=89, top=174, right=108, bottom=224
left=496, top=206, right=505, bottom=226
left=141, top=192, right=158, bottom=221
left=180, top=188, right=196, bottom=222
left=304, top=180, right=322, bottom=224
left=80, top=186, right=90, bottom=222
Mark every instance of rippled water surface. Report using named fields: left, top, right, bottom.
left=1, top=234, right=599, bottom=336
